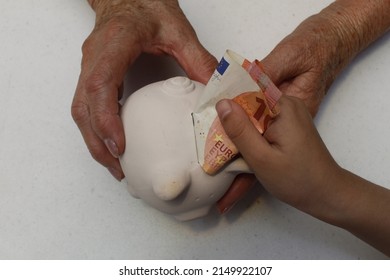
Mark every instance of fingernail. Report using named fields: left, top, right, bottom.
left=104, top=138, right=119, bottom=158
left=218, top=204, right=235, bottom=215
left=108, top=167, right=123, bottom=182
left=217, top=200, right=237, bottom=215
left=216, top=99, right=232, bottom=120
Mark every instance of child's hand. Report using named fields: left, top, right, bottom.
left=216, top=96, right=341, bottom=213
left=217, top=96, right=390, bottom=256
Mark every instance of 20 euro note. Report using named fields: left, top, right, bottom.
left=192, top=50, right=282, bottom=175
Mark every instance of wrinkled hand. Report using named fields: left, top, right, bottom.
left=216, top=96, right=340, bottom=212
left=260, top=0, right=390, bottom=116
left=72, top=0, right=217, bottom=180
left=216, top=1, right=367, bottom=213
left=260, top=18, right=345, bottom=117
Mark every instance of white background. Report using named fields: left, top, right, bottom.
left=0, top=0, right=389, bottom=259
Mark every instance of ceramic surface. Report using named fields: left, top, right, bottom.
left=119, top=77, right=248, bottom=220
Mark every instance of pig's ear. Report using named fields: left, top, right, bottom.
left=152, top=167, right=191, bottom=201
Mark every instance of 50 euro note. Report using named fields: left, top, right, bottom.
left=192, top=50, right=282, bottom=175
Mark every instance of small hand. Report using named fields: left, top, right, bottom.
left=216, top=31, right=332, bottom=213
left=216, top=96, right=340, bottom=211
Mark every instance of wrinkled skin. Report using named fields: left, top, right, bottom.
left=217, top=0, right=390, bottom=212
left=72, top=0, right=217, bottom=180
left=72, top=0, right=389, bottom=215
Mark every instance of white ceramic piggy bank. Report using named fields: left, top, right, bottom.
left=119, top=77, right=250, bottom=221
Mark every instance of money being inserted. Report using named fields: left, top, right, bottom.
left=192, top=50, right=282, bottom=175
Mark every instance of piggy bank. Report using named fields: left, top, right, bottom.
left=119, top=77, right=250, bottom=221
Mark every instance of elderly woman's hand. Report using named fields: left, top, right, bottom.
left=72, top=0, right=217, bottom=180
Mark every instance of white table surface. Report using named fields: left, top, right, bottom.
left=0, top=0, right=389, bottom=259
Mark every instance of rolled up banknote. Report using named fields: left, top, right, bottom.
left=192, top=50, right=282, bottom=175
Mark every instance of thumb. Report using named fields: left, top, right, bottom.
left=261, top=51, right=288, bottom=86
left=172, top=39, right=218, bottom=84
left=260, top=42, right=300, bottom=87
left=215, top=99, right=271, bottom=168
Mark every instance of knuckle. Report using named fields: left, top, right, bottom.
left=81, top=36, right=93, bottom=55
left=71, top=100, right=89, bottom=126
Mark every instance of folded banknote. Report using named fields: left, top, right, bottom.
left=192, top=50, right=282, bottom=175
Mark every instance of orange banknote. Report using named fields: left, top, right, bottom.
left=192, top=50, right=282, bottom=175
